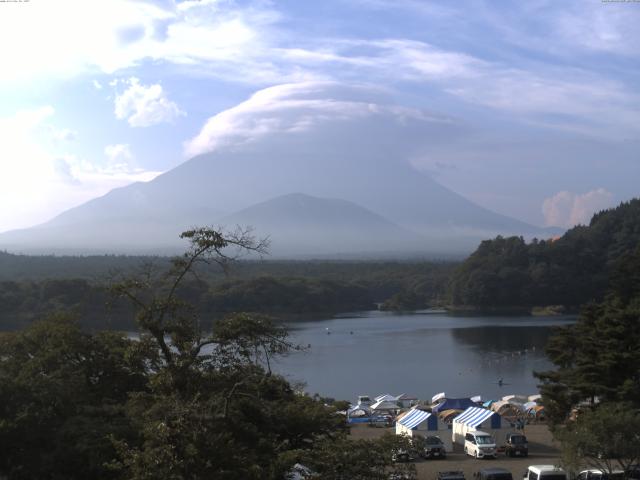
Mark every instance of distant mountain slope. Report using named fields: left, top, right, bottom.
left=0, top=147, right=556, bottom=255
left=219, top=193, right=425, bottom=256
left=448, top=198, right=640, bottom=310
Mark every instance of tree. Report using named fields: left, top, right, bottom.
left=0, top=314, right=147, bottom=480
left=536, top=246, right=640, bottom=477
left=535, top=247, right=640, bottom=425
left=108, top=227, right=350, bottom=479
left=283, top=433, right=417, bottom=480
left=555, top=404, right=640, bottom=477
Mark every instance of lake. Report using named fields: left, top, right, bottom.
left=274, top=310, right=575, bottom=403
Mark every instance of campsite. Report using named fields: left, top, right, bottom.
left=347, top=392, right=556, bottom=479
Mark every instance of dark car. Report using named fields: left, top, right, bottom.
left=438, top=471, right=466, bottom=480
left=421, top=435, right=447, bottom=459
left=504, top=433, right=528, bottom=457
left=474, top=468, right=514, bottom=480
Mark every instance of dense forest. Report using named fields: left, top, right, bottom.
left=0, top=229, right=418, bottom=480
left=0, top=257, right=454, bottom=330
left=448, top=199, right=640, bottom=310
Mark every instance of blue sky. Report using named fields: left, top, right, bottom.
left=0, top=0, right=638, bottom=232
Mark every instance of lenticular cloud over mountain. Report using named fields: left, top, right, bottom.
left=0, top=82, right=556, bottom=256
left=184, top=82, right=458, bottom=159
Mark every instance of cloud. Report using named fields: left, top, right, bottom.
left=542, top=188, right=614, bottom=227
left=114, top=77, right=184, bottom=127
left=185, top=81, right=456, bottom=158
left=104, top=143, right=135, bottom=171
left=51, top=127, right=78, bottom=142
left=0, top=107, right=161, bottom=232
left=93, top=79, right=103, bottom=90
left=2, top=1, right=638, bottom=139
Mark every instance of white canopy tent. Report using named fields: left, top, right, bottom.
left=370, top=399, right=400, bottom=412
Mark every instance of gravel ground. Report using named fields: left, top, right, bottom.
left=349, top=424, right=560, bottom=480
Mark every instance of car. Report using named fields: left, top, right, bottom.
left=421, top=435, right=447, bottom=459
left=504, top=433, right=528, bottom=457
left=464, top=431, right=497, bottom=459
left=522, top=465, right=567, bottom=480
left=577, top=469, right=625, bottom=480
left=438, top=471, right=466, bottom=480
left=474, top=468, right=514, bottom=480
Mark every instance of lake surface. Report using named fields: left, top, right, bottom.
left=274, top=311, right=575, bottom=403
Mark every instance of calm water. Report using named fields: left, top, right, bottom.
left=274, top=311, right=575, bottom=403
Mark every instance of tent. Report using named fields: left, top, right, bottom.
left=375, top=394, right=397, bottom=403
left=452, top=406, right=506, bottom=445
left=347, top=405, right=371, bottom=417
left=432, top=392, right=446, bottom=404
left=438, top=409, right=463, bottom=423
left=370, top=399, right=400, bottom=412
left=395, top=408, right=453, bottom=452
left=502, top=394, right=528, bottom=404
left=432, top=398, right=476, bottom=413
left=527, top=405, right=545, bottom=420
left=395, top=393, right=418, bottom=408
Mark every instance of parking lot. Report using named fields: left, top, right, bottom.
left=350, top=424, right=561, bottom=480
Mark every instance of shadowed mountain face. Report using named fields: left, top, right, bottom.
left=219, top=193, right=426, bottom=257
left=0, top=147, right=557, bottom=256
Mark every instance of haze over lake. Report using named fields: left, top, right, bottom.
left=275, top=312, right=576, bottom=402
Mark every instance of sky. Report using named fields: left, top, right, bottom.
left=0, top=0, right=638, bottom=233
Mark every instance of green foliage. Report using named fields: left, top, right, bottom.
left=286, top=433, right=417, bottom=480
left=0, top=314, right=147, bottom=479
left=449, top=199, right=640, bottom=309
left=0, top=259, right=455, bottom=331
left=556, top=403, right=640, bottom=476
left=536, top=246, right=640, bottom=425
left=104, top=228, right=356, bottom=479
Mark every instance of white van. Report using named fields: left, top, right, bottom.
left=464, top=431, right=496, bottom=459
left=523, top=465, right=567, bottom=480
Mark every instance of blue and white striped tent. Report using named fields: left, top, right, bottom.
left=396, top=408, right=453, bottom=452
left=398, top=409, right=437, bottom=430
left=452, top=406, right=505, bottom=445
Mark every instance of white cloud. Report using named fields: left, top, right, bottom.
left=51, top=127, right=78, bottom=142
left=104, top=143, right=134, bottom=171
left=114, top=77, right=184, bottom=127
left=542, top=188, right=614, bottom=227
left=0, top=107, right=161, bottom=232
left=184, top=81, right=454, bottom=158
left=2, top=1, right=637, bottom=139
left=93, top=79, right=103, bottom=90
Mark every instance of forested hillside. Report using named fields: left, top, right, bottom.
left=0, top=259, right=454, bottom=330
left=448, top=199, right=640, bottom=310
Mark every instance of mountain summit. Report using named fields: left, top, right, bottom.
left=0, top=148, right=556, bottom=256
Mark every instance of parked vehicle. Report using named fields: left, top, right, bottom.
left=438, top=471, right=466, bottom=480
left=464, top=431, right=497, bottom=459
left=420, top=435, right=447, bottom=459
left=504, top=433, right=528, bottom=457
left=474, top=468, right=513, bottom=480
left=522, top=465, right=567, bottom=480
left=577, top=469, right=624, bottom=480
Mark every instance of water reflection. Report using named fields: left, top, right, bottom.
left=274, top=312, right=574, bottom=402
